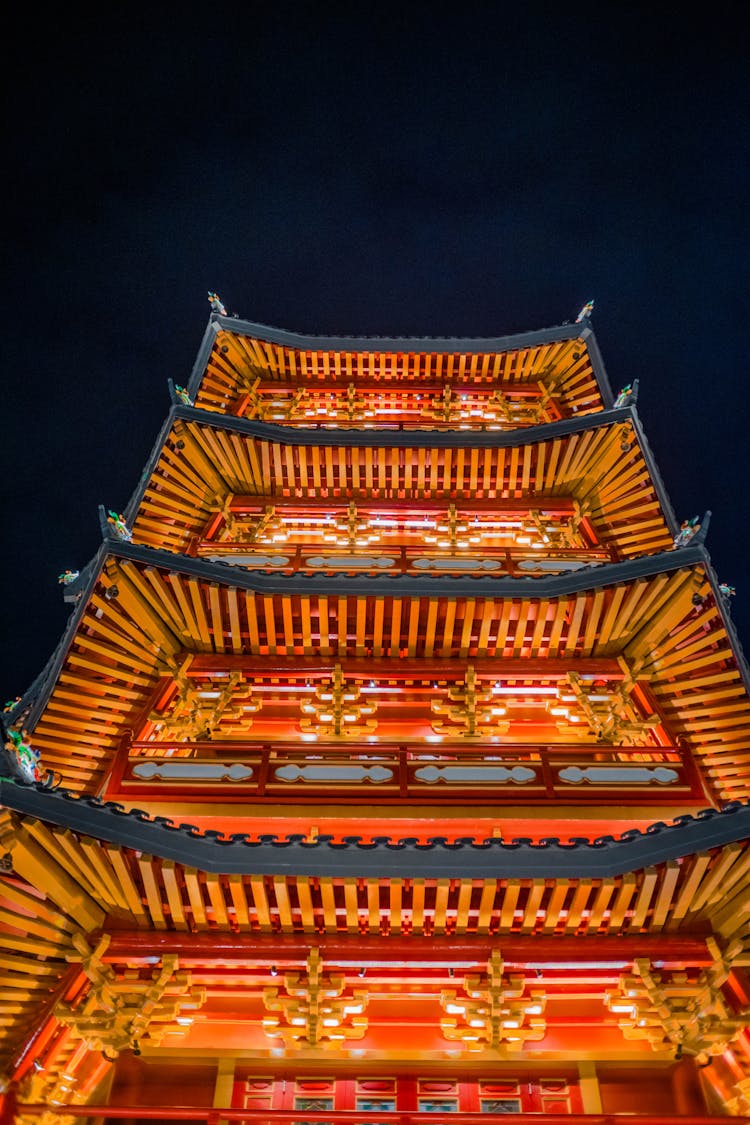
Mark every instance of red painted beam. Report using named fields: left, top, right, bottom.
left=102, top=932, right=714, bottom=966
left=249, top=379, right=565, bottom=396
left=185, top=655, right=624, bottom=678
left=225, top=495, right=578, bottom=514
left=128, top=738, right=679, bottom=754
left=15, top=1108, right=748, bottom=1124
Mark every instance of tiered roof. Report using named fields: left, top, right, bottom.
left=187, top=318, right=612, bottom=419
left=11, top=538, right=750, bottom=803
left=128, top=407, right=676, bottom=563
left=9, top=318, right=750, bottom=804
left=3, top=311, right=750, bottom=1113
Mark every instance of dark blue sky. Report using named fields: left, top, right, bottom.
left=2, top=4, right=749, bottom=696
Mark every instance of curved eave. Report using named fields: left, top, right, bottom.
left=17, top=540, right=748, bottom=714
left=122, top=402, right=678, bottom=553
left=2, top=780, right=749, bottom=879
left=195, top=313, right=599, bottom=359
left=13, top=539, right=750, bottom=802
left=186, top=315, right=614, bottom=412
left=630, top=405, right=679, bottom=536
left=57, top=535, right=711, bottom=604
left=166, top=399, right=636, bottom=450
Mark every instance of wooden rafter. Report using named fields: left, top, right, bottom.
left=129, top=416, right=673, bottom=565
left=195, top=329, right=604, bottom=424
left=25, top=552, right=750, bottom=798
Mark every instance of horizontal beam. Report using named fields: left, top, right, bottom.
left=128, top=739, right=680, bottom=755
left=249, top=378, right=559, bottom=395
left=225, top=495, right=578, bottom=513
left=184, top=655, right=625, bottom=678
left=15, top=1108, right=746, bottom=1124
left=102, top=931, right=715, bottom=966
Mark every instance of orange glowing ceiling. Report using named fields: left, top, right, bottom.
left=127, top=411, right=674, bottom=566
left=19, top=543, right=750, bottom=801
left=192, top=321, right=608, bottom=423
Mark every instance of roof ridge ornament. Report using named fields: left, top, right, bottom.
left=174, top=383, right=193, bottom=406
left=106, top=510, right=132, bottom=542
left=207, top=291, right=227, bottom=316
left=614, top=378, right=639, bottom=408
left=720, top=582, right=737, bottom=606
left=575, top=299, right=595, bottom=323
left=1, top=714, right=56, bottom=788
left=672, top=510, right=711, bottom=549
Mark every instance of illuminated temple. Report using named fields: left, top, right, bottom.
left=3, top=305, right=750, bottom=1121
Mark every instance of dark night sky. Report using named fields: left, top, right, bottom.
left=2, top=4, right=749, bottom=699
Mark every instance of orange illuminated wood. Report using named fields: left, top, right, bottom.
left=132, top=419, right=672, bottom=565
left=8, top=316, right=750, bottom=1113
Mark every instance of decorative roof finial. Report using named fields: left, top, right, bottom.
left=575, top=300, right=594, bottom=323
left=208, top=291, right=227, bottom=316
left=58, top=570, right=80, bottom=586
left=672, top=516, right=701, bottom=549
left=2, top=728, right=43, bottom=784
left=719, top=583, right=736, bottom=603
left=107, top=511, right=133, bottom=542
left=174, top=385, right=193, bottom=406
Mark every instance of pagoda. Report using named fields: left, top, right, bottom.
left=3, top=301, right=750, bottom=1121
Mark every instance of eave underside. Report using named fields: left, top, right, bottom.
left=2, top=794, right=750, bottom=1080
left=17, top=544, right=750, bottom=800
left=125, top=407, right=675, bottom=564
left=188, top=319, right=613, bottom=418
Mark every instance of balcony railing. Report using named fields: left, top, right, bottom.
left=113, top=739, right=704, bottom=805
left=195, top=543, right=614, bottom=578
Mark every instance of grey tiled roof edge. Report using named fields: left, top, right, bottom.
left=2, top=778, right=748, bottom=879
left=122, top=402, right=641, bottom=529
left=185, top=316, right=612, bottom=403
left=11, top=539, right=750, bottom=733
left=82, top=537, right=713, bottom=599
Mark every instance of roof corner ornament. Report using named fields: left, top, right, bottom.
left=58, top=568, right=83, bottom=604
left=1, top=718, right=54, bottom=787
left=107, top=510, right=133, bottom=542
left=719, top=583, right=736, bottom=605
left=614, top=379, right=639, bottom=409
left=575, top=299, right=595, bottom=323
left=208, top=291, right=227, bottom=316
left=672, top=515, right=702, bottom=549
left=174, top=384, right=193, bottom=406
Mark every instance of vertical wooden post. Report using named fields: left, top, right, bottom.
left=212, top=1056, right=236, bottom=1125
left=578, top=1060, right=603, bottom=1112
